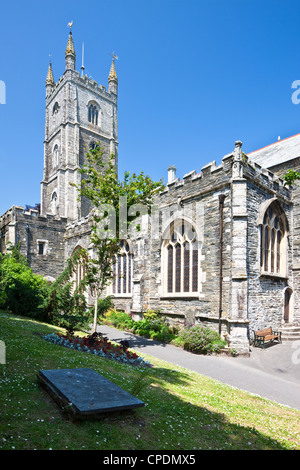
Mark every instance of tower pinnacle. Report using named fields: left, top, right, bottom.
left=65, top=23, right=76, bottom=70
left=108, top=54, right=118, bottom=94
left=46, top=60, right=55, bottom=85
left=45, top=59, right=55, bottom=96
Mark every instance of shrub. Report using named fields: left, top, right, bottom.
left=43, top=250, right=91, bottom=333
left=0, top=244, right=50, bottom=319
left=44, top=281, right=89, bottom=335
left=143, top=309, right=161, bottom=321
left=87, top=297, right=115, bottom=328
left=103, top=309, right=226, bottom=354
left=105, top=309, right=176, bottom=343
left=178, top=325, right=226, bottom=355
left=105, top=309, right=135, bottom=330
left=97, top=296, right=114, bottom=317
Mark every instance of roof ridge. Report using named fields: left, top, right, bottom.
left=248, top=132, right=300, bottom=155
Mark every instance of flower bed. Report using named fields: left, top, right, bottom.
left=43, top=332, right=151, bottom=367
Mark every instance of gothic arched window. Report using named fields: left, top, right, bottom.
left=112, top=240, right=133, bottom=296
left=50, top=191, right=57, bottom=215
left=52, top=102, right=60, bottom=129
left=88, top=104, right=98, bottom=125
left=162, top=220, right=200, bottom=295
left=259, top=200, right=288, bottom=277
left=71, top=246, right=86, bottom=290
left=53, top=144, right=59, bottom=167
left=52, top=102, right=59, bottom=115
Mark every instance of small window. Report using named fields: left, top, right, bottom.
left=90, top=141, right=100, bottom=150
left=52, top=102, right=59, bottom=115
left=38, top=242, right=46, bottom=255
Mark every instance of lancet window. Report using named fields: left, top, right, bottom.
left=112, top=240, right=133, bottom=296
left=88, top=104, right=98, bottom=125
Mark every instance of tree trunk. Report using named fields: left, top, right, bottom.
left=93, top=290, right=98, bottom=333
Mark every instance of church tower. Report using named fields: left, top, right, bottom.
left=41, top=27, right=118, bottom=220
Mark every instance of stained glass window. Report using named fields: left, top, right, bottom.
left=260, top=202, right=286, bottom=276
left=163, top=220, right=199, bottom=295
left=112, top=241, right=133, bottom=295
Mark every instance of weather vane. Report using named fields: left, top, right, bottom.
left=81, top=43, right=85, bottom=76
left=111, top=51, right=119, bottom=60
left=68, top=20, right=73, bottom=30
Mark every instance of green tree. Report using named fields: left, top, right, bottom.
left=0, top=243, right=49, bottom=318
left=282, top=168, right=300, bottom=187
left=72, top=145, right=164, bottom=331
left=44, top=247, right=90, bottom=334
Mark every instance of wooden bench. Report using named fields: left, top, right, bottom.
left=253, top=328, right=282, bottom=349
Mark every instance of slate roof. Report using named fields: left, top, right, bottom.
left=247, top=133, right=300, bottom=169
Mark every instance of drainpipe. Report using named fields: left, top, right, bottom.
left=25, top=224, right=30, bottom=261
left=218, top=194, right=226, bottom=335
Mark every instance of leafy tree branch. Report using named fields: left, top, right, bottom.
left=71, top=144, right=164, bottom=331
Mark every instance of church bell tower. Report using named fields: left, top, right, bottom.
left=41, top=25, right=118, bottom=221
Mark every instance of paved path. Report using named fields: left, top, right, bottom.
left=96, top=324, right=300, bottom=411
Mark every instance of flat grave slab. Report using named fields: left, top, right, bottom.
left=37, top=368, right=144, bottom=418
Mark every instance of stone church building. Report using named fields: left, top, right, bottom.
left=1, top=29, right=300, bottom=353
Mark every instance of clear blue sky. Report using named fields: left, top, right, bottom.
left=1, top=0, right=300, bottom=216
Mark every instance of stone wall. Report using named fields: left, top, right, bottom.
left=111, top=153, right=234, bottom=334
left=269, top=157, right=300, bottom=324
left=0, top=206, right=67, bottom=279
left=64, top=215, right=92, bottom=257
left=108, top=145, right=298, bottom=353
left=244, top=159, right=293, bottom=333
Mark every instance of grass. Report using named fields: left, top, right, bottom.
left=0, top=311, right=300, bottom=450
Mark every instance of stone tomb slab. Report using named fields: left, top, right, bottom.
left=37, top=368, right=144, bottom=418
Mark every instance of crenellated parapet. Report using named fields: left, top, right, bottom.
left=159, top=141, right=292, bottom=204
left=46, top=71, right=117, bottom=105
left=245, top=158, right=291, bottom=201
left=65, top=213, right=92, bottom=239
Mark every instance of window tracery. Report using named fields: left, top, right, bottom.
left=88, top=103, right=98, bottom=125
left=163, top=220, right=199, bottom=295
left=259, top=201, right=287, bottom=277
left=112, top=240, right=133, bottom=296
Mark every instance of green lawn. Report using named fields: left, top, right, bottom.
left=0, top=311, right=299, bottom=450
